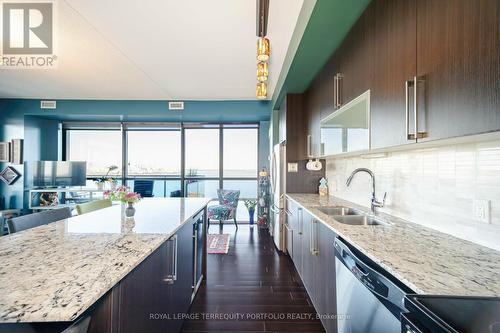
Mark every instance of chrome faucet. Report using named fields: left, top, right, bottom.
left=346, top=168, right=386, bottom=213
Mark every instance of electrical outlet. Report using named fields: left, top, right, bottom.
left=287, top=163, right=298, bottom=173
left=473, top=199, right=490, bottom=224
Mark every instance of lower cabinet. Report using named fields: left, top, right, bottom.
left=286, top=198, right=338, bottom=333
left=87, top=214, right=199, bottom=333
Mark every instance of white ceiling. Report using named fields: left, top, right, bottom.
left=0, top=0, right=303, bottom=100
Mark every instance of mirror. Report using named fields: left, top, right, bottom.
left=320, top=90, right=370, bottom=156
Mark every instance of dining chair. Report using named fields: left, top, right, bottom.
left=207, top=189, right=240, bottom=228
left=76, top=199, right=112, bottom=215
left=7, top=207, right=72, bottom=234
left=133, top=180, right=154, bottom=198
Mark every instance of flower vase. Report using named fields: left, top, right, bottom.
left=248, top=209, right=255, bottom=225
left=96, top=182, right=104, bottom=191
left=125, top=202, right=136, bottom=218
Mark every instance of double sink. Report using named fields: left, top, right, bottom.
left=317, top=206, right=390, bottom=226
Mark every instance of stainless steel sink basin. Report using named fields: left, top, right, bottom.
left=332, top=215, right=390, bottom=226
left=318, top=206, right=360, bottom=216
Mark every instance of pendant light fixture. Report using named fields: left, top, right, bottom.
left=256, top=37, right=270, bottom=62
left=256, top=0, right=270, bottom=99
left=257, top=61, right=268, bottom=82
left=256, top=82, right=267, bottom=100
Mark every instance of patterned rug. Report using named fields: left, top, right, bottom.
left=207, top=234, right=230, bottom=254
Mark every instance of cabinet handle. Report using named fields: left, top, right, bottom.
left=334, top=73, right=343, bottom=109
left=307, top=134, right=312, bottom=158
left=309, top=219, right=319, bottom=255
left=298, top=208, right=303, bottom=235
left=164, top=234, right=178, bottom=284
left=192, top=227, right=197, bottom=289
left=414, top=75, right=427, bottom=139
left=405, top=78, right=416, bottom=140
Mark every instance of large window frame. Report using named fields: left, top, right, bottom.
left=62, top=122, right=260, bottom=200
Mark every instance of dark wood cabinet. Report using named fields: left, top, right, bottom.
left=416, top=0, right=500, bottom=141
left=305, top=0, right=500, bottom=152
left=369, top=0, right=418, bottom=148
left=84, top=215, right=200, bottom=333
left=117, top=240, right=172, bottom=333
left=336, top=11, right=372, bottom=106
left=169, top=221, right=195, bottom=332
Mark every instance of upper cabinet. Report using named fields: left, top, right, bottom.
left=416, top=0, right=500, bottom=141
left=306, top=0, right=500, bottom=154
left=369, top=0, right=418, bottom=148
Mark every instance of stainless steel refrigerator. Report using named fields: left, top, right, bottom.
left=270, top=142, right=286, bottom=252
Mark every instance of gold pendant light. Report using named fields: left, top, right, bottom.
left=256, top=82, right=267, bottom=99
left=257, top=61, right=268, bottom=82
left=257, top=37, right=270, bottom=62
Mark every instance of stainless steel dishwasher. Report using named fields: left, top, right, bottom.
left=334, top=238, right=410, bottom=333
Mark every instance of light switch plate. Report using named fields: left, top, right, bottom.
left=473, top=199, right=490, bottom=224
left=287, top=163, right=298, bottom=173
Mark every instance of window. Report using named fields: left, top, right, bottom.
left=127, top=130, right=181, bottom=176
left=223, top=127, right=258, bottom=178
left=185, top=127, right=219, bottom=178
left=65, top=123, right=260, bottom=220
left=66, top=130, right=122, bottom=177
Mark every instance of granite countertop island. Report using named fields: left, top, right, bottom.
left=0, top=198, right=210, bottom=323
left=287, top=194, right=500, bottom=297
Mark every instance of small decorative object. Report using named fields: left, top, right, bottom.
left=10, top=139, right=23, bottom=164
left=125, top=202, right=136, bottom=218
left=95, top=165, right=119, bottom=190
left=257, top=167, right=270, bottom=229
left=0, top=166, right=20, bottom=185
left=40, top=192, right=59, bottom=206
left=105, top=186, right=141, bottom=218
left=0, top=142, right=10, bottom=162
left=256, top=37, right=270, bottom=62
left=256, top=81, right=267, bottom=99
left=244, top=199, right=257, bottom=225
left=319, top=177, right=329, bottom=196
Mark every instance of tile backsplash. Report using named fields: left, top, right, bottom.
left=326, top=139, right=500, bottom=251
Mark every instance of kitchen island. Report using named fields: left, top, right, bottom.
left=0, top=197, right=210, bottom=332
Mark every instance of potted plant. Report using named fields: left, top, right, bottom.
left=95, top=165, right=119, bottom=190
left=244, top=199, right=257, bottom=225
left=104, top=186, right=141, bottom=217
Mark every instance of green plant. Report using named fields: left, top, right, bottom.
left=95, top=165, right=119, bottom=184
left=244, top=199, right=257, bottom=211
left=104, top=186, right=141, bottom=204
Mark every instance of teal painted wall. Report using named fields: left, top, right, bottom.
left=0, top=99, right=271, bottom=210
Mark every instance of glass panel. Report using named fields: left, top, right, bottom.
left=320, top=90, right=370, bottom=155
left=185, top=128, right=220, bottom=177
left=67, top=130, right=122, bottom=177
left=223, top=128, right=258, bottom=178
left=127, top=131, right=181, bottom=176
left=222, top=179, right=257, bottom=198
left=126, top=179, right=181, bottom=198
left=184, top=179, right=219, bottom=198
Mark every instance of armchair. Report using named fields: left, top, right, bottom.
left=207, top=189, right=240, bottom=228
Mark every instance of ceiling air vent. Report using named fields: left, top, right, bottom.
left=40, top=100, right=57, bottom=109
left=168, top=101, right=184, bottom=110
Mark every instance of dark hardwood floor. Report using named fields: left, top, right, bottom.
left=181, top=225, right=325, bottom=333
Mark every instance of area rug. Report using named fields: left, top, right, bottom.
left=207, top=234, right=230, bottom=254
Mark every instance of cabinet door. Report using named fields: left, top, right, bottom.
left=314, top=222, right=338, bottom=333
left=118, top=242, right=172, bottom=333
left=416, top=0, right=500, bottom=141
left=300, top=211, right=316, bottom=303
left=292, top=206, right=304, bottom=275
left=369, top=0, right=418, bottom=148
left=337, top=10, right=372, bottom=106
left=170, top=221, right=194, bottom=332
